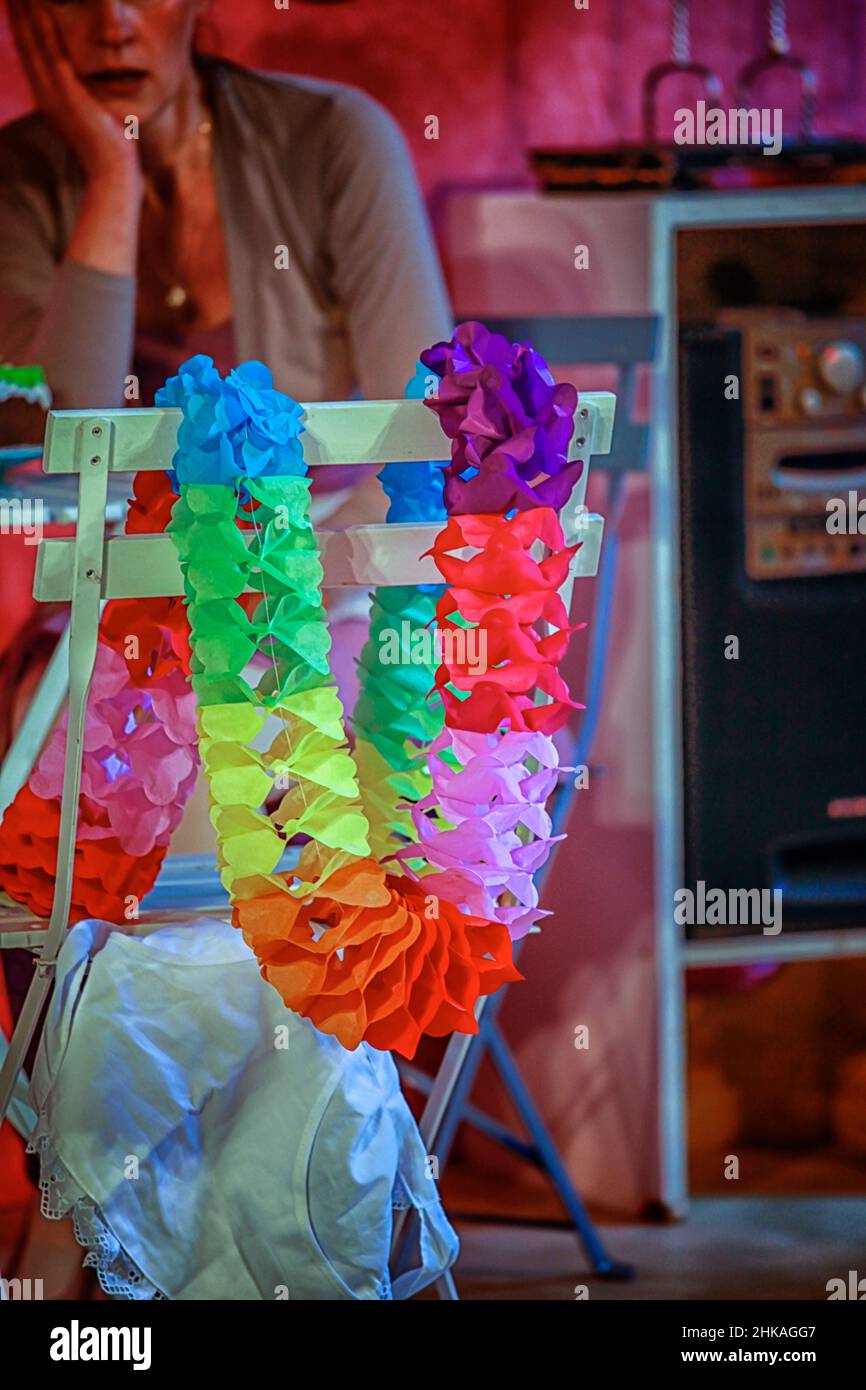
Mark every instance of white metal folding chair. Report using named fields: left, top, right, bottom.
left=0, top=391, right=614, bottom=1295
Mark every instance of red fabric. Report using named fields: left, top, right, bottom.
left=0, top=966, right=30, bottom=1209
left=100, top=596, right=191, bottom=684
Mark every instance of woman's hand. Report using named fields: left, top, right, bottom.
left=8, top=0, right=141, bottom=187
left=8, top=0, right=143, bottom=275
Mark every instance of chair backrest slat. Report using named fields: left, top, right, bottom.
left=33, top=515, right=606, bottom=601
left=41, top=395, right=615, bottom=474
left=33, top=394, right=614, bottom=600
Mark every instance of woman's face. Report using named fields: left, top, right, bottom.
left=38, top=0, right=206, bottom=122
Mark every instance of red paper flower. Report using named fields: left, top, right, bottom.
left=426, top=510, right=584, bottom=733
left=100, top=596, right=191, bottom=685
left=0, top=786, right=166, bottom=923
left=125, top=469, right=177, bottom=535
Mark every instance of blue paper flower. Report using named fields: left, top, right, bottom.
left=377, top=360, right=447, bottom=527
left=156, top=355, right=306, bottom=494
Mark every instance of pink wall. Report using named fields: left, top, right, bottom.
left=2, top=0, right=864, bottom=200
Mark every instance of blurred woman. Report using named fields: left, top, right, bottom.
left=0, top=0, right=451, bottom=518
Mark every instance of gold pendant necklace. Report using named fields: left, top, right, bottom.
left=159, top=114, right=214, bottom=312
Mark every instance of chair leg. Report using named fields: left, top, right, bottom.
left=418, top=1009, right=488, bottom=1153
left=484, top=1019, right=630, bottom=1277
left=0, top=424, right=109, bottom=1132
left=0, top=1031, right=36, bottom=1139
left=390, top=1003, right=488, bottom=1270
left=431, top=992, right=509, bottom=1167
left=0, top=966, right=53, bottom=1133
left=0, top=623, right=99, bottom=1130
left=434, top=1268, right=459, bottom=1300
left=388, top=1003, right=495, bottom=1297
left=0, top=626, right=70, bottom=821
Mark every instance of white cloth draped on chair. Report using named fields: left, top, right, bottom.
left=25, top=914, right=457, bottom=1300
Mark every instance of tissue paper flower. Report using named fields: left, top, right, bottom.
left=30, top=642, right=199, bottom=858
left=420, top=320, right=583, bottom=514
left=234, top=859, right=522, bottom=1058
left=426, top=509, right=584, bottom=736
left=0, top=785, right=167, bottom=923
left=157, top=356, right=306, bottom=492
left=397, top=727, right=567, bottom=938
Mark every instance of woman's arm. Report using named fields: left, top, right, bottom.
left=0, top=148, right=140, bottom=412
left=323, top=89, right=453, bottom=402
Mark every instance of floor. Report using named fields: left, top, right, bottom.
left=4, top=1193, right=864, bottom=1300
left=452, top=1197, right=866, bottom=1300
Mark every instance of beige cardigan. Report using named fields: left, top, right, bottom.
left=0, top=56, right=452, bottom=408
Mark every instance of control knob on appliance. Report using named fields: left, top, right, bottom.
left=816, top=340, right=865, bottom=395
left=797, top=387, right=823, bottom=416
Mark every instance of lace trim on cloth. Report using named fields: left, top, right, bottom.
left=27, top=1120, right=165, bottom=1301
left=28, top=1114, right=416, bottom=1300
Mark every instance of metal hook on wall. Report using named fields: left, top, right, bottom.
left=642, top=0, right=723, bottom=145
left=735, top=0, right=817, bottom=144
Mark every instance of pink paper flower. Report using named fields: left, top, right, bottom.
left=396, top=727, right=569, bottom=939
left=32, top=642, right=199, bottom=857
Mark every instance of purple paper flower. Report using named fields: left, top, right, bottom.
left=420, top=321, right=581, bottom=514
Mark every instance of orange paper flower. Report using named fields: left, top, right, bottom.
left=234, top=859, right=521, bottom=1059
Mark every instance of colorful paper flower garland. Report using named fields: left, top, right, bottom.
left=161, top=325, right=587, bottom=1056
left=351, top=363, right=448, bottom=864
left=157, top=356, right=518, bottom=1057
left=0, top=321, right=590, bottom=1063
left=391, top=324, right=589, bottom=939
